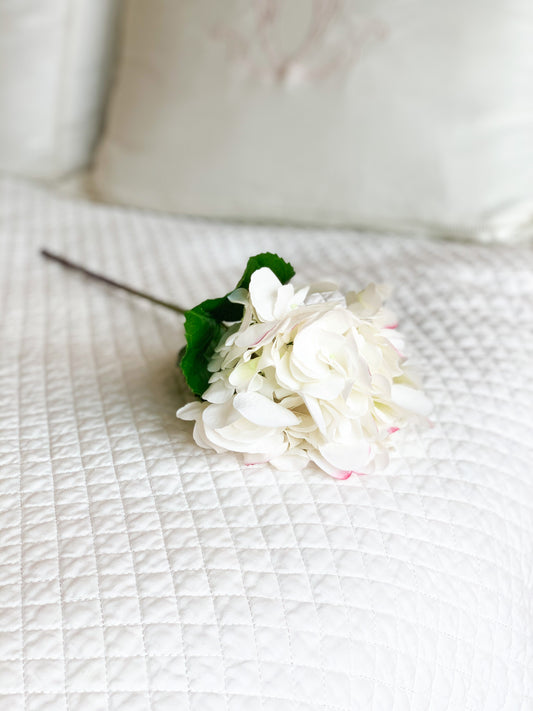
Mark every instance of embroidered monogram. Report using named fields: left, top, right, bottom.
left=212, top=0, right=387, bottom=86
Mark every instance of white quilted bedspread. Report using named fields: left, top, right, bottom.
left=1, top=176, right=532, bottom=711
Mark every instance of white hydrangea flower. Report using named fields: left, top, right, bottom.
left=178, top=267, right=430, bottom=479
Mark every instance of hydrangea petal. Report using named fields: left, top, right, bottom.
left=234, top=392, right=300, bottom=427
left=273, top=283, right=297, bottom=319
left=319, top=440, right=371, bottom=472
left=228, top=359, right=259, bottom=389
left=202, top=400, right=241, bottom=429
left=300, top=376, right=345, bottom=400
left=176, top=401, right=204, bottom=420
left=235, top=322, right=275, bottom=349
left=249, top=267, right=282, bottom=322
left=307, top=449, right=353, bottom=479
left=390, top=384, right=432, bottom=416
left=203, top=381, right=232, bottom=404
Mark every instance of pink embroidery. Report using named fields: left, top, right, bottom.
left=212, top=0, right=388, bottom=86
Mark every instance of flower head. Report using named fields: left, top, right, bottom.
left=178, top=256, right=430, bottom=478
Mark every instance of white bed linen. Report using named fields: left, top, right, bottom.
left=0, top=176, right=532, bottom=710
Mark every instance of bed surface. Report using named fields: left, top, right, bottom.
left=1, top=176, right=532, bottom=710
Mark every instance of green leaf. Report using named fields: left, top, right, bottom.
left=180, top=308, right=224, bottom=397
left=194, top=253, right=295, bottom=324
left=192, top=295, right=243, bottom=324
left=236, top=252, right=295, bottom=291
left=179, top=253, right=295, bottom=397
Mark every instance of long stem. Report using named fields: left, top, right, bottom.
left=40, top=249, right=186, bottom=315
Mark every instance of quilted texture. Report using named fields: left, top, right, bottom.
left=0, top=176, right=532, bottom=710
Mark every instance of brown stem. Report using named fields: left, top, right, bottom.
left=40, top=249, right=186, bottom=315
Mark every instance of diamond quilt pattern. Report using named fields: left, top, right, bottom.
left=0, top=176, right=532, bottom=711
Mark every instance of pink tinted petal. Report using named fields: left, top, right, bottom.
left=337, top=470, right=353, bottom=480
left=235, top=322, right=274, bottom=349
left=308, top=450, right=355, bottom=479
left=251, top=324, right=276, bottom=347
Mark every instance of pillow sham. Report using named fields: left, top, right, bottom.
left=0, top=0, right=121, bottom=179
left=93, top=0, right=533, bottom=241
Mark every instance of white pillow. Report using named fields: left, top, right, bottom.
left=92, top=0, right=533, bottom=242
left=0, top=0, right=121, bottom=179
